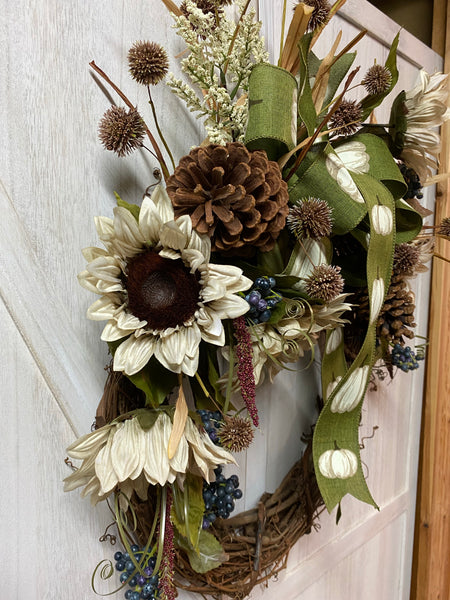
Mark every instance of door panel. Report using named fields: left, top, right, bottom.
left=0, top=1, right=441, bottom=598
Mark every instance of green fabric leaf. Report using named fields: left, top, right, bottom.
left=245, top=63, right=298, bottom=161
left=388, top=90, right=407, bottom=156
left=108, top=340, right=177, bottom=408
left=319, top=52, right=356, bottom=116
left=114, top=192, right=141, bottom=221
left=176, top=529, right=227, bottom=573
left=298, top=33, right=317, bottom=136
left=395, top=198, right=423, bottom=243
left=360, top=32, right=400, bottom=119
left=171, top=474, right=204, bottom=552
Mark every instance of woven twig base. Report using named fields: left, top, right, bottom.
left=97, top=368, right=324, bottom=599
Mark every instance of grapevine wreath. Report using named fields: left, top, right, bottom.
left=64, top=1, right=450, bottom=599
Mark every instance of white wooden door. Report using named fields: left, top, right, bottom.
left=0, top=1, right=442, bottom=599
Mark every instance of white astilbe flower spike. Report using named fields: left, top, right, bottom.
left=64, top=411, right=236, bottom=505
left=78, top=186, right=251, bottom=377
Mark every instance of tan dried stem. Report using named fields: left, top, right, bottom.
left=160, top=0, right=182, bottom=16
left=89, top=60, right=170, bottom=181
left=280, top=3, right=314, bottom=74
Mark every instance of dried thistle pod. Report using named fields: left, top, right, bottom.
left=98, top=106, right=146, bottom=157
left=298, top=0, right=331, bottom=32
left=218, top=415, right=254, bottom=453
left=128, top=41, right=169, bottom=86
left=329, top=99, right=362, bottom=136
left=167, top=142, right=289, bottom=255
left=287, top=197, right=333, bottom=240
left=305, top=264, right=344, bottom=302
left=362, top=64, right=392, bottom=95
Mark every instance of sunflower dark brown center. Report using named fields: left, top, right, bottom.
left=126, top=250, right=201, bottom=330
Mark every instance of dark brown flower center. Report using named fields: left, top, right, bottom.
left=126, top=250, right=201, bottom=330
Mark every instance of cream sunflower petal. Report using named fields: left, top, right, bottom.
left=115, top=309, right=147, bottom=331
left=66, top=426, right=111, bottom=459
left=113, top=334, right=157, bottom=375
left=208, top=294, right=250, bottom=320
left=110, top=419, right=141, bottom=482
left=95, top=430, right=119, bottom=495
left=144, top=414, right=170, bottom=486
left=95, top=216, right=114, bottom=240
left=169, top=432, right=189, bottom=474
left=128, top=419, right=147, bottom=480
left=160, top=220, right=188, bottom=251
left=197, top=308, right=225, bottom=345
left=86, top=256, right=122, bottom=282
left=181, top=248, right=207, bottom=272
left=87, top=296, right=121, bottom=321
left=101, top=321, right=132, bottom=342
left=149, top=185, right=175, bottom=224
left=139, top=195, right=164, bottom=245
left=113, top=207, right=145, bottom=256
left=158, top=326, right=201, bottom=374
left=187, top=228, right=211, bottom=262
left=82, top=247, right=109, bottom=262
left=78, top=270, right=102, bottom=294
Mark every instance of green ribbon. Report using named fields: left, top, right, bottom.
left=245, top=63, right=298, bottom=161
left=313, top=173, right=397, bottom=510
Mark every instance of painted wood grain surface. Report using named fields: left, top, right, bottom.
left=0, top=1, right=442, bottom=598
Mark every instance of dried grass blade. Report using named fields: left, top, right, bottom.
left=311, top=30, right=342, bottom=112
left=160, top=0, right=182, bottom=16
left=280, top=3, right=314, bottom=74
left=168, top=383, right=189, bottom=460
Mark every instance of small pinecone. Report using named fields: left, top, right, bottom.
left=344, top=275, right=417, bottom=361
left=167, top=142, right=290, bottom=255
left=357, top=275, right=416, bottom=343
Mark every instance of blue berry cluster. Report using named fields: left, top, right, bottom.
left=244, top=276, right=282, bottom=324
left=198, top=410, right=223, bottom=444
left=202, top=466, right=243, bottom=528
left=391, top=344, right=424, bottom=372
left=114, top=547, right=159, bottom=600
left=399, top=163, right=423, bottom=201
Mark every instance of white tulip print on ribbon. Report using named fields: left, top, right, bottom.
left=370, top=277, right=385, bottom=325
left=330, top=366, right=370, bottom=413
left=371, top=204, right=393, bottom=235
left=325, top=327, right=343, bottom=355
left=318, top=448, right=358, bottom=479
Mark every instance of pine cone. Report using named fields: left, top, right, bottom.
left=346, top=275, right=416, bottom=356
left=167, top=142, right=289, bottom=255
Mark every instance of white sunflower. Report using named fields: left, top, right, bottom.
left=63, top=410, right=236, bottom=505
left=78, top=186, right=251, bottom=377
left=400, top=70, right=450, bottom=181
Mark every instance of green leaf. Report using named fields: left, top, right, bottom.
left=114, top=192, right=141, bottom=221
left=175, top=529, right=227, bottom=573
left=319, top=52, right=356, bottom=117
left=360, top=32, right=400, bottom=119
left=298, top=33, right=317, bottom=136
left=171, top=474, right=204, bottom=552
left=107, top=341, right=177, bottom=408
left=388, top=90, right=407, bottom=157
